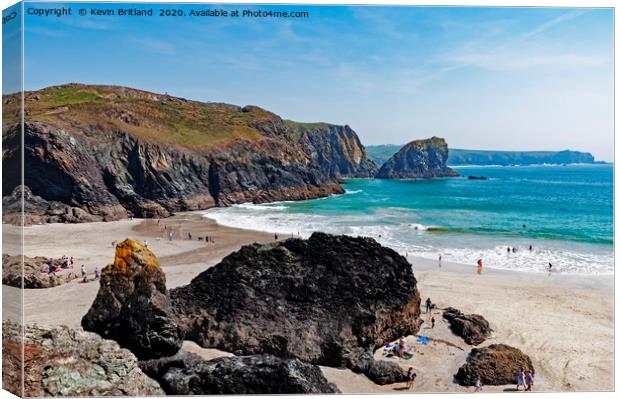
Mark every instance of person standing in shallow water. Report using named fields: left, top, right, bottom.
left=476, top=259, right=483, bottom=274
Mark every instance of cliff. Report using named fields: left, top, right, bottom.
left=285, top=121, right=377, bottom=177
left=2, top=84, right=374, bottom=223
left=375, top=137, right=458, bottom=179
left=367, top=145, right=599, bottom=166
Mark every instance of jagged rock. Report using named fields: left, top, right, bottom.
left=456, top=344, right=535, bottom=386
left=2, top=84, right=380, bottom=223
left=375, top=137, right=459, bottom=179
left=139, top=351, right=340, bottom=394
left=1, top=321, right=163, bottom=397
left=442, top=307, right=492, bottom=345
left=2, top=254, right=79, bottom=288
left=81, top=239, right=183, bottom=359
left=169, top=232, right=422, bottom=383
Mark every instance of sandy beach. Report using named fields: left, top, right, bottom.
left=2, top=212, right=614, bottom=393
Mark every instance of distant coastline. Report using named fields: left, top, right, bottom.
left=366, top=145, right=606, bottom=167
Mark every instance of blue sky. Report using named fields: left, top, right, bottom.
left=8, top=2, right=615, bottom=160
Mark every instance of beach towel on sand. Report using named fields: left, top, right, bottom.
left=416, top=336, right=430, bottom=345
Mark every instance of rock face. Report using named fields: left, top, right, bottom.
left=81, top=239, right=183, bottom=359
left=169, top=232, right=422, bottom=383
left=442, top=307, right=493, bottom=345
left=287, top=121, right=378, bottom=177
left=82, top=234, right=421, bottom=384
left=375, top=137, right=459, bottom=179
left=1, top=321, right=163, bottom=397
left=139, top=351, right=340, bottom=394
left=456, top=344, right=535, bottom=386
left=2, top=84, right=378, bottom=223
left=2, top=254, right=79, bottom=288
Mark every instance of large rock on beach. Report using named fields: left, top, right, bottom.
left=169, top=232, right=422, bottom=384
left=2, top=254, right=79, bottom=288
left=139, top=351, right=340, bottom=394
left=442, top=306, right=493, bottom=345
left=1, top=321, right=163, bottom=397
left=81, top=239, right=183, bottom=359
left=456, top=344, right=535, bottom=386
left=375, top=137, right=459, bottom=179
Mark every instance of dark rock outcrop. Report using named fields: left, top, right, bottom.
left=169, top=232, right=422, bottom=384
left=2, top=84, right=382, bottom=223
left=456, top=344, right=534, bottom=386
left=81, top=239, right=183, bottom=359
left=139, top=351, right=340, bottom=394
left=287, top=121, right=378, bottom=177
left=375, top=137, right=459, bottom=179
left=2, top=254, right=79, bottom=288
left=2, top=321, right=163, bottom=397
left=442, top=307, right=493, bottom=345
left=83, top=233, right=421, bottom=385
left=346, top=351, right=408, bottom=385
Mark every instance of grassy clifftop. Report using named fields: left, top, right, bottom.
left=3, top=83, right=285, bottom=150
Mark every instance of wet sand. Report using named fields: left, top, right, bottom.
left=1, top=212, right=614, bottom=393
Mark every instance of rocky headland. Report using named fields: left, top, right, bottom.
left=2, top=84, right=376, bottom=223
left=375, top=137, right=459, bottom=179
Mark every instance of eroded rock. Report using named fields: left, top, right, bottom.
left=139, top=350, right=340, bottom=394
left=1, top=321, right=163, bottom=397
left=456, top=344, right=535, bottom=386
left=170, top=232, right=422, bottom=383
left=81, top=239, right=183, bottom=359
left=2, top=254, right=79, bottom=288
left=442, top=306, right=492, bottom=345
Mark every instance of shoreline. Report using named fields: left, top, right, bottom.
left=2, top=211, right=614, bottom=392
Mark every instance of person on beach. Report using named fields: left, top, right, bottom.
left=438, top=254, right=442, bottom=267
left=188, top=231, right=192, bottom=240
left=507, top=246, right=511, bottom=253
left=431, top=317, right=435, bottom=328
left=477, top=259, right=483, bottom=274
left=474, top=377, right=483, bottom=392
left=516, top=367, right=525, bottom=391
left=111, top=241, right=116, bottom=248
left=406, top=368, right=417, bottom=389
left=70, top=256, right=74, bottom=266
left=168, top=232, right=173, bottom=241
left=80, top=265, right=87, bottom=277
left=512, top=246, right=517, bottom=253
left=144, top=240, right=148, bottom=247
left=529, top=245, right=533, bottom=252
left=94, top=267, right=100, bottom=280
left=525, top=370, right=534, bottom=391
left=425, top=298, right=432, bottom=313
left=274, top=233, right=278, bottom=240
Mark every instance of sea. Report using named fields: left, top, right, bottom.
left=203, top=164, right=613, bottom=275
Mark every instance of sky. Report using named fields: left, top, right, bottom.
left=4, top=2, right=614, bottom=160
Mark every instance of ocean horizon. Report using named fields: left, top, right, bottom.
left=204, top=164, right=613, bottom=276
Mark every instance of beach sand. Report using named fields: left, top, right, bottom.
left=1, top=212, right=614, bottom=393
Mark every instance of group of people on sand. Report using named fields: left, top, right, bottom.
left=472, top=368, right=534, bottom=392
left=42, top=255, right=74, bottom=275
left=80, top=264, right=100, bottom=283
left=516, top=367, right=535, bottom=391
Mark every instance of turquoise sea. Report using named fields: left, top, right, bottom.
left=204, top=164, right=613, bottom=275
